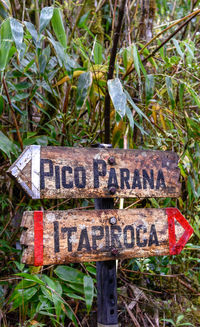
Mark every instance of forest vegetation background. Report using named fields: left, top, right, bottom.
left=0, top=0, right=200, bottom=326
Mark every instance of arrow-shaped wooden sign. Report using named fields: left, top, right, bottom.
left=20, top=208, right=193, bottom=266
left=8, top=145, right=181, bottom=199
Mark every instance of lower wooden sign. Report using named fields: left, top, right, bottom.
left=21, top=208, right=193, bottom=266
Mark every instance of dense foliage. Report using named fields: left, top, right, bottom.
left=0, top=0, right=199, bottom=326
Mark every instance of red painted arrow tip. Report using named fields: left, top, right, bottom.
left=166, top=208, right=193, bottom=255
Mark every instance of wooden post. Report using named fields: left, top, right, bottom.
left=94, top=144, right=118, bottom=327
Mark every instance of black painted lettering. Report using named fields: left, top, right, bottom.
left=156, top=170, right=166, bottom=189
left=120, top=168, right=130, bottom=189
left=107, top=168, right=119, bottom=189
left=40, top=159, right=53, bottom=189
left=148, top=224, right=159, bottom=246
left=93, top=159, right=107, bottom=188
left=54, top=221, right=60, bottom=253
left=62, top=166, right=73, bottom=188
left=61, top=227, right=77, bottom=252
left=92, top=226, right=104, bottom=250
left=132, top=169, right=142, bottom=189
left=124, top=225, right=134, bottom=248
left=74, top=167, right=86, bottom=188
left=111, top=225, right=122, bottom=248
left=77, top=228, right=91, bottom=251
left=143, top=169, right=154, bottom=189
left=136, top=225, right=147, bottom=247
left=55, top=166, right=60, bottom=189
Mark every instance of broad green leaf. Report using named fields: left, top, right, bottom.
left=125, top=90, right=150, bottom=122
left=0, top=131, right=18, bottom=158
left=24, top=21, right=39, bottom=45
left=126, top=106, right=134, bottom=130
left=16, top=273, right=45, bottom=286
left=172, top=39, right=184, bottom=59
left=10, top=287, right=38, bottom=310
left=145, top=74, right=154, bottom=105
left=51, top=8, right=67, bottom=49
left=0, top=18, right=13, bottom=70
left=65, top=293, right=84, bottom=301
left=132, top=43, right=140, bottom=78
left=83, top=275, right=94, bottom=313
left=10, top=18, right=23, bottom=54
left=165, top=76, right=175, bottom=109
left=76, top=72, right=92, bottom=109
left=108, top=78, right=126, bottom=118
left=186, top=85, right=200, bottom=108
left=54, top=266, right=85, bottom=284
left=94, top=39, right=102, bottom=65
left=39, top=7, right=54, bottom=34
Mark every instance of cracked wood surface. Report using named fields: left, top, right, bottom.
left=8, top=146, right=181, bottom=199
left=21, top=209, right=185, bottom=265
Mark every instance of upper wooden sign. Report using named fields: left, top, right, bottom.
left=21, top=208, right=193, bottom=266
left=8, top=145, right=181, bottom=199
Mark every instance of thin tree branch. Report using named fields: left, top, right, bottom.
left=104, top=0, right=127, bottom=144
left=2, top=76, right=23, bottom=151
left=123, top=10, right=200, bottom=79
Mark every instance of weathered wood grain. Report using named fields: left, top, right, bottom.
left=20, top=208, right=190, bottom=265
left=8, top=145, right=181, bottom=199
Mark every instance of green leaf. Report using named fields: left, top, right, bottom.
left=125, top=90, right=150, bottom=122
left=108, top=78, right=127, bottom=118
left=94, top=39, right=102, bottom=65
left=10, top=18, right=23, bottom=54
left=0, top=95, right=4, bottom=115
left=0, top=18, right=13, bottom=70
left=76, top=72, right=92, bottom=109
left=39, top=7, right=54, bottom=34
left=10, top=287, right=37, bottom=310
left=132, top=43, right=140, bottom=78
left=25, top=21, right=39, bottom=46
left=83, top=275, right=94, bottom=313
left=16, top=273, right=46, bottom=286
left=186, top=85, right=200, bottom=108
left=126, top=106, right=134, bottom=131
left=51, top=8, right=67, bottom=49
left=165, top=76, right=175, bottom=109
left=172, top=39, right=184, bottom=59
left=54, top=266, right=85, bottom=284
left=0, top=131, right=18, bottom=158
left=145, top=74, right=154, bottom=105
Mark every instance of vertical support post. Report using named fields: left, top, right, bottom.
left=93, top=144, right=118, bottom=327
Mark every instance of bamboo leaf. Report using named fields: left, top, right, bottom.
left=76, top=71, right=92, bottom=109
left=145, top=74, right=154, bottom=105
left=132, top=43, right=140, bottom=78
left=83, top=276, right=94, bottom=314
left=108, top=78, right=126, bottom=118
left=94, top=40, right=102, bottom=65
left=0, top=18, right=13, bottom=70
left=10, top=18, right=23, bottom=54
left=39, top=7, right=54, bottom=34
left=172, top=38, right=184, bottom=59
left=51, top=8, right=67, bottom=49
left=165, top=76, right=175, bottom=109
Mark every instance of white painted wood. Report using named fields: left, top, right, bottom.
left=31, top=145, right=40, bottom=199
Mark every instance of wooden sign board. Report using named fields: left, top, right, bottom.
left=8, top=145, right=181, bottom=199
left=21, top=208, right=193, bottom=266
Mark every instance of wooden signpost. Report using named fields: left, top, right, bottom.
left=20, top=208, right=193, bottom=266
left=8, top=145, right=181, bottom=199
left=8, top=145, right=193, bottom=327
